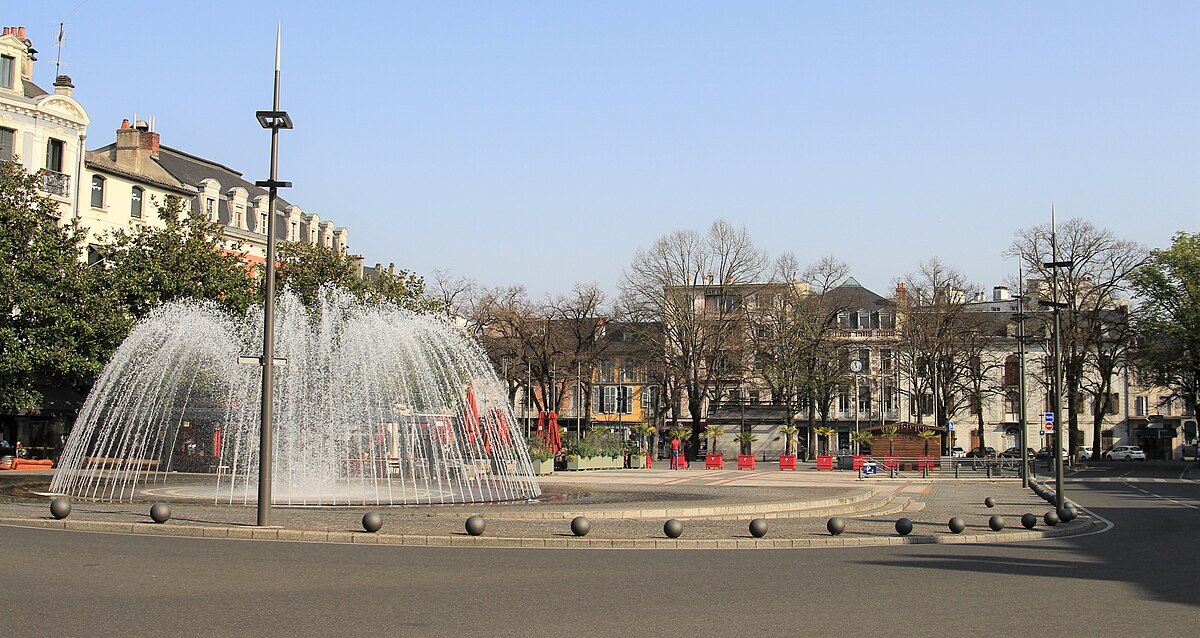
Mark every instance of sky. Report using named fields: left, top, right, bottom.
left=16, top=1, right=1199, bottom=301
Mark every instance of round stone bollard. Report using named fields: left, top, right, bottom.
left=1067, top=503, right=1080, bottom=518
left=571, top=516, right=591, bottom=537
left=948, top=517, right=966, bottom=534
left=663, top=518, right=683, bottom=539
left=1043, top=510, right=1060, bottom=526
left=988, top=515, right=1005, bottom=531
left=49, top=497, right=71, bottom=520
left=1057, top=507, right=1075, bottom=523
left=748, top=518, right=768, bottom=538
left=149, top=502, right=172, bottom=524
left=895, top=518, right=913, bottom=536
left=826, top=517, right=846, bottom=536
left=465, top=515, right=486, bottom=536
left=984, top=496, right=996, bottom=508
left=362, top=512, right=383, bottom=533
left=1021, top=513, right=1038, bottom=529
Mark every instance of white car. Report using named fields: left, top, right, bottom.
left=1077, top=447, right=1095, bottom=461
left=1105, top=445, right=1146, bottom=461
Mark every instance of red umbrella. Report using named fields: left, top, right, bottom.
left=536, top=411, right=546, bottom=439
left=464, top=383, right=481, bottom=444
left=546, top=411, right=561, bottom=454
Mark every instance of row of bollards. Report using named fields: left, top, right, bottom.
left=47, top=494, right=1078, bottom=539
left=50, top=497, right=172, bottom=524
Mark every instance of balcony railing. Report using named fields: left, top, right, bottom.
left=40, top=170, right=70, bottom=197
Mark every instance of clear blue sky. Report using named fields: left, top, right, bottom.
left=18, top=1, right=1199, bottom=299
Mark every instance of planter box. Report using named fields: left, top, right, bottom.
left=737, top=454, right=755, bottom=470
left=531, top=458, right=554, bottom=475
left=705, top=453, right=724, bottom=470
left=816, top=455, right=834, bottom=471
left=778, top=454, right=797, bottom=470
left=566, top=456, right=623, bottom=471
left=628, top=453, right=647, bottom=469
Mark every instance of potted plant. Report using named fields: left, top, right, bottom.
left=703, top=424, right=726, bottom=469
left=881, top=425, right=900, bottom=455
left=814, top=425, right=836, bottom=471
left=778, top=424, right=799, bottom=470
left=735, top=431, right=758, bottom=470
left=851, top=430, right=874, bottom=455
left=630, top=423, right=656, bottom=468
left=527, top=437, right=554, bottom=475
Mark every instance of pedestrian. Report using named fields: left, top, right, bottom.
left=0, top=436, right=10, bottom=450
left=670, top=435, right=680, bottom=470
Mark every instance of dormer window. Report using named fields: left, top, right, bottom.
left=0, top=55, right=14, bottom=89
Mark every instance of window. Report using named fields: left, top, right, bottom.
left=597, top=385, right=633, bottom=414
left=130, top=186, right=143, bottom=218
left=599, top=359, right=615, bottom=383
left=90, top=175, right=105, bottom=208
left=46, top=138, right=65, bottom=172
left=1, top=127, right=15, bottom=161
left=1003, top=356, right=1020, bottom=386
left=205, top=198, right=216, bottom=222
left=1, top=55, right=14, bottom=89
left=880, top=349, right=892, bottom=374
left=857, top=348, right=871, bottom=373
left=619, top=359, right=637, bottom=382
left=642, top=386, right=661, bottom=415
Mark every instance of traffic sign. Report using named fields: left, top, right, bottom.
left=947, top=421, right=955, bottom=431
left=1044, top=422, right=1055, bottom=432
left=1044, top=412, right=1054, bottom=423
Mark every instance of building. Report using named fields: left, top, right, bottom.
left=83, top=119, right=348, bottom=265
left=0, top=26, right=89, bottom=220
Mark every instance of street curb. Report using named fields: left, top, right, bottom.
left=0, top=515, right=1102, bottom=550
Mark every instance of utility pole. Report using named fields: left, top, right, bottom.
left=251, top=24, right=293, bottom=527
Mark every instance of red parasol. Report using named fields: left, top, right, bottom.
left=546, top=411, right=561, bottom=454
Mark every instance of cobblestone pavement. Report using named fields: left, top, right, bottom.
left=0, top=467, right=1099, bottom=547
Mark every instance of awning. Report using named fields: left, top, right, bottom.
left=1135, top=428, right=1177, bottom=439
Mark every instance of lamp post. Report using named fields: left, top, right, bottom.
left=250, top=24, right=293, bottom=528
left=1014, top=266, right=1030, bottom=488
left=1039, top=205, right=1072, bottom=510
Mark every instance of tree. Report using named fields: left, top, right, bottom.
left=620, top=219, right=767, bottom=459
left=880, top=425, right=900, bottom=455
left=850, top=430, right=874, bottom=455
left=273, top=245, right=436, bottom=312
left=703, top=424, right=727, bottom=456
left=747, top=255, right=852, bottom=462
left=735, top=430, right=758, bottom=455
left=894, top=259, right=978, bottom=453
left=1009, top=219, right=1146, bottom=457
left=0, top=160, right=116, bottom=408
left=814, top=425, right=836, bottom=455
left=1130, top=231, right=1200, bottom=420
left=778, top=423, right=799, bottom=456
left=99, top=196, right=256, bottom=322
left=917, top=428, right=939, bottom=456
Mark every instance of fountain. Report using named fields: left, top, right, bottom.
left=50, top=289, right=541, bottom=506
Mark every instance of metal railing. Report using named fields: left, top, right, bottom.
left=40, top=169, right=70, bottom=197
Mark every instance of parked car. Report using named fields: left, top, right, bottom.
left=1035, top=447, right=1069, bottom=460
left=966, top=446, right=997, bottom=458
left=950, top=446, right=966, bottom=458
left=1077, top=447, right=1096, bottom=461
left=1000, top=447, right=1035, bottom=458
left=1105, top=445, right=1146, bottom=461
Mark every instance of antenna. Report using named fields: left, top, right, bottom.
left=55, top=23, right=65, bottom=77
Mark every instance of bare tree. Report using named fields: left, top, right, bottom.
left=1009, top=219, right=1146, bottom=457
left=430, top=269, right=476, bottom=319
left=547, top=283, right=610, bottom=420
left=894, top=259, right=977, bottom=453
left=619, top=219, right=766, bottom=458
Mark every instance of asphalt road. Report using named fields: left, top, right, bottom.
left=3, top=462, right=1197, bottom=637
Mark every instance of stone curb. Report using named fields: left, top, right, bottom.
left=0, top=515, right=1101, bottom=549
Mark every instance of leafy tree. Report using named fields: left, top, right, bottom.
left=1130, top=232, right=1200, bottom=419
left=778, top=423, right=799, bottom=456
left=850, top=430, right=874, bottom=454
left=880, top=425, right=900, bottom=455
left=99, top=196, right=256, bottom=323
left=273, top=243, right=438, bottom=312
left=703, top=424, right=727, bottom=456
left=734, top=430, right=759, bottom=455
left=0, top=160, right=115, bottom=408
left=814, top=425, right=836, bottom=455
left=917, top=428, right=939, bottom=456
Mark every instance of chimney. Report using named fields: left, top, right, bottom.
left=993, top=286, right=1010, bottom=302
left=53, top=75, right=74, bottom=97
left=114, top=118, right=161, bottom=171
left=16, top=26, right=25, bottom=39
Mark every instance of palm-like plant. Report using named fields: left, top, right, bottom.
left=814, top=426, right=836, bottom=455
left=881, top=425, right=900, bottom=455
left=851, top=430, right=874, bottom=455
left=630, top=423, right=656, bottom=454
left=778, top=424, right=800, bottom=456
left=735, top=430, right=759, bottom=455
left=916, top=429, right=939, bottom=456
left=703, top=424, right=727, bottom=456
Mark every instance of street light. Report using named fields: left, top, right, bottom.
left=249, top=24, right=293, bottom=528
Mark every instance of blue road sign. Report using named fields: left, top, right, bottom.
left=1044, top=412, right=1054, bottom=422
left=947, top=421, right=955, bottom=431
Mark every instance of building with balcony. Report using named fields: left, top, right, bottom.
left=0, top=26, right=89, bottom=220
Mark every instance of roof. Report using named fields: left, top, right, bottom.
left=831, top=281, right=892, bottom=312
left=22, top=78, right=47, bottom=98
left=85, top=151, right=197, bottom=195
left=153, top=145, right=296, bottom=210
